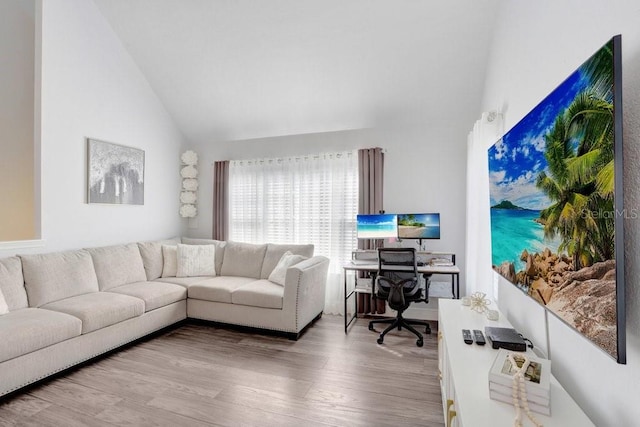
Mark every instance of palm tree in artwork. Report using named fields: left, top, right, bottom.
left=536, top=113, right=598, bottom=269
left=536, top=41, right=616, bottom=269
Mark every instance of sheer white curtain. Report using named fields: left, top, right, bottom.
left=465, top=111, right=503, bottom=300
left=229, top=151, right=358, bottom=315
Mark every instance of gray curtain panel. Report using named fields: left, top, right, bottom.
left=213, top=160, right=229, bottom=241
left=357, top=147, right=386, bottom=314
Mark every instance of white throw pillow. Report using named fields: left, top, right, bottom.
left=0, top=290, right=8, bottom=315
left=161, top=245, right=178, bottom=277
left=268, top=251, right=307, bottom=286
left=176, top=244, right=216, bottom=277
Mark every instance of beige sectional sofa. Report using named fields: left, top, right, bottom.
left=0, top=238, right=329, bottom=398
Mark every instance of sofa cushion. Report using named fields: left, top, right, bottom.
left=260, top=244, right=314, bottom=279
left=0, top=308, right=82, bottom=363
left=231, top=279, right=284, bottom=309
left=161, top=245, right=178, bottom=277
left=188, top=276, right=257, bottom=303
left=41, top=292, right=144, bottom=334
left=181, top=238, right=226, bottom=275
left=220, top=241, right=267, bottom=279
left=137, top=238, right=180, bottom=280
left=267, top=251, right=308, bottom=286
left=0, top=291, right=7, bottom=315
left=107, top=281, right=187, bottom=312
left=87, top=243, right=148, bottom=291
left=176, top=244, right=216, bottom=277
left=155, top=276, right=211, bottom=288
left=0, top=256, right=28, bottom=311
left=21, top=250, right=100, bottom=308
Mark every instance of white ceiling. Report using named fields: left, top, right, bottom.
left=94, top=0, right=501, bottom=143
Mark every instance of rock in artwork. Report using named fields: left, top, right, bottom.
left=88, top=139, right=144, bottom=205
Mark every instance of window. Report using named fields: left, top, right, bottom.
left=229, top=151, right=358, bottom=314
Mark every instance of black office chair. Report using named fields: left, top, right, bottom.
left=368, top=248, right=431, bottom=347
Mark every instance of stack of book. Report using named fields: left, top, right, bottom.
left=488, top=349, right=551, bottom=415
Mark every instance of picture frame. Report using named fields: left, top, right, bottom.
left=87, top=138, right=145, bottom=205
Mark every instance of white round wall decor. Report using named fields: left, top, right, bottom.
left=181, top=150, right=198, bottom=165
left=179, top=150, right=199, bottom=218
left=180, top=191, right=197, bottom=204
left=179, top=204, right=197, bottom=218
left=182, top=178, right=198, bottom=191
left=180, top=165, right=198, bottom=179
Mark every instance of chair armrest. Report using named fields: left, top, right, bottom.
left=282, top=256, right=330, bottom=331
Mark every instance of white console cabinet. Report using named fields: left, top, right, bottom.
left=437, top=299, right=594, bottom=427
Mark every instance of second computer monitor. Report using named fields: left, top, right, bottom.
left=397, top=213, right=440, bottom=239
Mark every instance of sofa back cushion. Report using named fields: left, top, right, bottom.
left=0, top=256, right=28, bottom=311
left=181, top=237, right=226, bottom=275
left=87, top=243, right=148, bottom=291
left=21, top=250, right=99, bottom=307
left=137, top=238, right=180, bottom=280
left=0, top=292, right=7, bottom=315
left=260, top=243, right=314, bottom=279
left=161, top=245, right=178, bottom=277
left=220, top=241, right=267, bottom=279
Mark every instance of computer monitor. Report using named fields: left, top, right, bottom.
left=397, top=213, right=440, bottom=239
left=356, top=214, right=398, bottom=239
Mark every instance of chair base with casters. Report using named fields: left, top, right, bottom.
left=369, top=311, right=431, bottom=347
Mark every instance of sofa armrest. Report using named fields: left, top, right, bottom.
left=282, top=256, right=330, bottom=331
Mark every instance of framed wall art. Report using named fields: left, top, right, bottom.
left=87, top=138, right=145, bottom=205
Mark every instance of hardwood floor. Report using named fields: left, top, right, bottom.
left=0, top=315, right=444, bottom=426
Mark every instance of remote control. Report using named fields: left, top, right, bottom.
left=462, top=329, right=473, bottom=344
left=473, top=329, right=486, bottom=345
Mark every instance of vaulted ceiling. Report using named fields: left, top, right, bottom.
left=94, top=0, right=501, bottom=143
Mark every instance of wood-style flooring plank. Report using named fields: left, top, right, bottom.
left=0, top=315, right=444, bottom=426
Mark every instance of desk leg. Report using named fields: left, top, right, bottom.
left=344, top=270, right=359, bottom=333
left=451, top=273, right=460, bottom=299
left=344, top=272, right=348, bottom=333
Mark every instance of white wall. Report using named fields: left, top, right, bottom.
left=481, top=1, right=640, bottom=425
left=0, top=0, right=184, bottom=259
left=187, top=121, right=470, bottom=293
left=0, top=0, right=36, bottom=241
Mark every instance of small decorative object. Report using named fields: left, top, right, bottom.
left=180, top=165, right=198, bottom=179
left=489, top=349, right=550, bottom=422
left=180, top=150, right=199, bottom=218
left=180, top=150, right=198, bottom=165
left=468, top=291, right=491, bottom=313
left=182, top=178, right=198, bottom=191
left=507, top=353, right=544, bottom=427
left=87, top=138, right=145, bottom=205
left=486, top=309, right=500, bottom=321
left=179, top=191, right=197, bottom=204
left=179, top=204, right=197, bottom=218
left=461, top=296, right=471, bottom=306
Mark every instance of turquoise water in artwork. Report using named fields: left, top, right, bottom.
left=490, top=209, right=561, bottom=271
left=357, top=223, right=397, bottom=239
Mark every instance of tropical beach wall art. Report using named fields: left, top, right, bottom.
left=488, top=36, right=625, bottom=363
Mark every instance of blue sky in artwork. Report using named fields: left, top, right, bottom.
left=357, top=214, right=397, bottom=226
left=488, top=67, right=591, bottom=210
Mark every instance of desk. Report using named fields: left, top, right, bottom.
left=343, top=262, right=460, bottom=333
